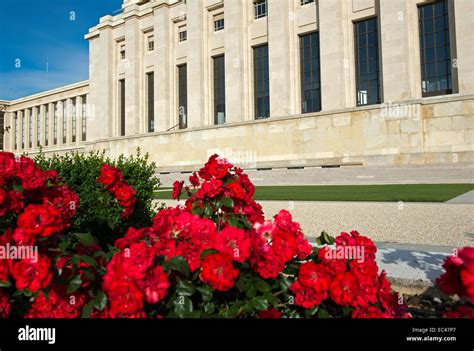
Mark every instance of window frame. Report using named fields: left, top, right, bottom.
left=253, top=44, right=270, bottom=119
left=299, top=31, right=322, bottom=114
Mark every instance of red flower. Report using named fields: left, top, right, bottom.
left=297, top=262, right=331, bottom=291
left=214, top=226, right=251, bottom=263
left=17, top=203, right=65, bottom=238
left=108, top=281, right=144, bottom=317
left=352, top=306, right=389, bottom=318
left=329, top=272, right=360, bottom=306
left=137, top=265, right=169, bottom=304
left=290, top=280, right=327, bottom=308
left=25, top=288, right=85, bottom=318
left=258, top=308, right=282, bottom=318
left=200, top=253, right=239, bottom=291
left=172, top=181, right=184, bottom=200
left=0, top=291, right=10, bottom=318
left=189, top=172, right=200, bottom=187
left=11, top=255, right=53, bottom=292
left=97, top=164, right=122, bottom=188
left=198, top=154, right=232, bottom=180
left=198, top=178, right=223, bottom=199
left=0, top=152, right=16, bottom=177
left=436, top=247, right=474, bottom=302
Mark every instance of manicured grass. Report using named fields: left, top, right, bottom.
left=154, top=184, right=474, bottom=202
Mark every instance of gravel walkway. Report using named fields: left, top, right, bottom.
left=159, top=200, right=473, bottom=247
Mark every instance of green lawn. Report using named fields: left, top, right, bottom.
left=154, top=184, right=474, bottom=202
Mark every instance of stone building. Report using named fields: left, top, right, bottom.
left=1, top=0, right=473, bottom=172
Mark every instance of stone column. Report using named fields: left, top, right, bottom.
left=187, top=0, right=208, bottom=128
left=225, top=0, right=250, bottom=122
left=66, top=99, right=72, bottom=145
left=77, top=95, right=83, bottom=144
left=454, top=0, right=474, bottom=94
left=268, top=0, right=297, bottom=117
left=379, top=0, right=419, bottom=101
left=319, top=0, right=351, bottom=109
left=87, top=27, right=114, bottom=140
left=154, top=6, right=173, bottom=131
left=48, top=103, right=54, bottom=148
left=124, top=12, right=141, bottom=135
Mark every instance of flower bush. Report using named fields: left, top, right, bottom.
left=436, top=247, right=474, bottom=318
left=34, top=150, right=159, bottom=245
left=0, top=152, right=412, bottom=318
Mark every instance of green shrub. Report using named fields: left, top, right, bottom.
left=34, top=148, right=160, bottom=245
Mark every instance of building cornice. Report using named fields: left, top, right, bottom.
left=7, top=80, right=89, bottom=107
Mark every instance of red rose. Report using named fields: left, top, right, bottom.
left=297, top=262, right=330, bottom=292
left=137, top=265, right=169, bottom=304
left=172, top=181, right=184, bottom=200
left=0, top=152, right=16, bottom=177
left=25, top=288, right=85, bottom=318
left=198, top=154, right=232, bottom=180
left=189, top=172, right=200, bottom=187
left=272, top=230, right=298, bottom=262
left=119, top=241, right=156, bottom=280
left=258, top=308, right=282, bottom=318
left=115, top=183, right=136, bottom=208
left=17, top=203, right=65, bottom=238
left=108, top=281, right=144, bottom=317
left=21, top=168, right=45, bottom=190
left=228, top=182, right=246, bottom=200
left=200, top=253, right=239, bottom=291
left=198, top=178, right=223, bottom=199
left=97, top=164, right=122, bottom=188
left=290, top=280, right=327, bottom=308
left=214, top=226, right=251, bottom=263
left=329, top=272, right=360, bottom=306
left=11, top=255, right=53, bottom=292
left=0, top=291, right=10, bottom=318
left=352, top=306, right=389, bottom=318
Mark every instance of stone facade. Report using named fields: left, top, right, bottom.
left=1, top=0, right=473, bottom=172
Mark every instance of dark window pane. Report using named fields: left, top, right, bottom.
left=418, top=0, right=452, bottom=96
left=354, top=17, right=380, bottom=106
left=254, top=45, right=269, bottom=118
left=300, top=32, right=321, bottom=113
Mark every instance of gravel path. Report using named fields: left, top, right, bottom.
left=159, top=200, right=473, bottom=247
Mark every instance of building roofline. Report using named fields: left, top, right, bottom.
left=8, top=80, right=89, bottom=106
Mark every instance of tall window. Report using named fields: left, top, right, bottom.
left=147, top=35, right=154, bottom=52
left=178, top=65, right=187, bottom=129
left=418, top=0, right=453, bottom=97
left=62, top=100, right=67, bottom=144
left=72, top=98, right=77, bottom=143
left=36, top=108, right=41, bottom=147
left=21, top=112, right=25, bottom=149
left=213, top=55, right=226, bottom=125
left=214, top=14, right=224, bottom=31
left=300, top=32, right=321, bottom=113
left=179, top=27, right=187, bottom=42
left=254, top=0, right=267, bottom=19
left=53, top=103, right=58, bottom=145
left=14, top=113, right=18, bottom=150
left=354, top=17, right=381, bottom=106
left=82, top=95, right=87, bottom=141
left=119, top=80, right=126, bottom=136
left=147, top=72, right=155, bottom=132
left=119, top=43, right=126, bottom=60
left=44, top=105, right=49, bottom=146
left=253, top=45, right=270, bottom=119
left=0, top=111, right=4, bottom=151
left=28, top=109, right=32, bottom=148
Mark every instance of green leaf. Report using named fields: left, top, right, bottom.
left=245, top=284, right=257, bottom=299
left=0, top=280, right=11, bottom=288
left=200, top=249, right=218, bottom=260
left=71, top=255, right=80, bottom=266
left=305, top=306, right=319, bottom=317
left=322, top=231, right=335, bottom=245
left=250, top=296, right=269, bottom=311
left=67, top=275, right=82, bottom=294
left=176, top=280, right=196, bottom=297
left=342, top=306, right=353, bottom=317
left=80, top=255, right=98, bottom=268
left=166, top=256, right=190, bottom=277
left=280, top=275, right=292, bottom=291
left=203, top=302, right=215, bottom=315
left=255, top=279, right=271, bottom=293
left=93, top=291, right=108, bottom=311
left=82, top=300, right=95, bottom=318
left=173, top=296, right=193, bottom=317
left=197, top=285, right=213, bottom=302
left=229, top=215, right=240, bottom=228
left=221, top=197, right=234, bottom=208
left=317, top=308, right=331, bottom=318
left=73, top=233, right=96, bottom=246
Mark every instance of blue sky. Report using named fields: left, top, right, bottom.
left=0, top=0, right=123, bottom=100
